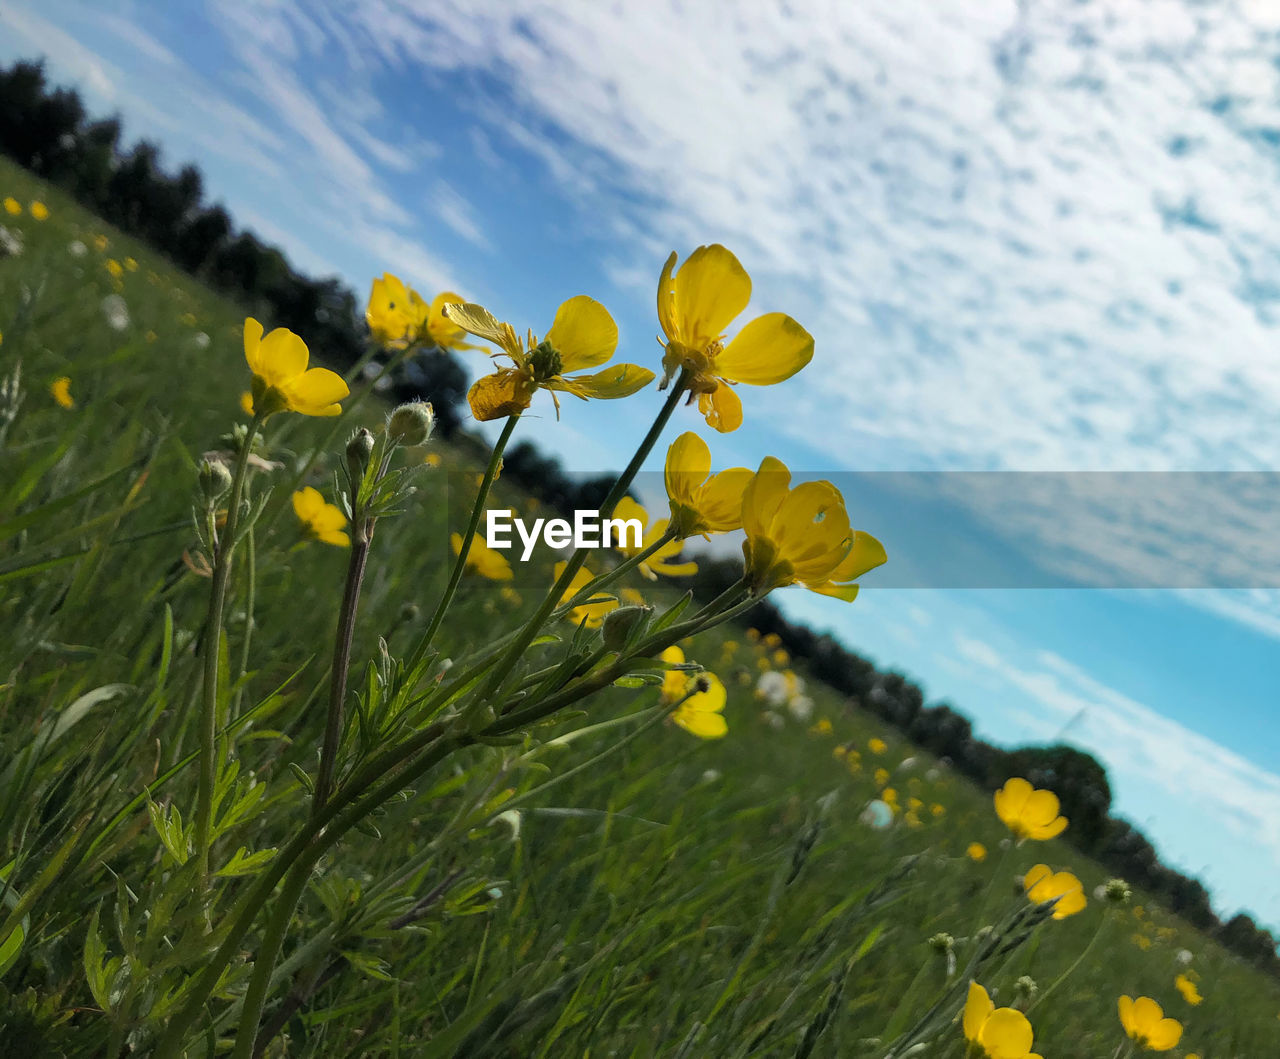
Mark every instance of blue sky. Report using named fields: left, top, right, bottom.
left=6, top=0, right=1280, bottom=929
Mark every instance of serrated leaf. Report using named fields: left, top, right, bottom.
left=215, top=846, right=277, bottom=878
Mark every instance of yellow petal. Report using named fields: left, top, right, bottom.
left=695, top=468, right=755, bottom=533
left=656, top=251, right=678, bottom=342
left=979, top=1008, right=1034, bottom=1059
left=995, top=777, right=1032, bottom=825
left=255, top=327, right=310, bottom=387
left=665, top=432, right=712, bottom=506
left=545, top=295, right=618, bottom=372
left=1022, top=789, right=1062, bottom=828
left=283, top=367, right=349, bottom=416
left=557, top=363, right=655, bottom=400
left=292, top=487, right=323, bottom=523
left=673, top=707, right=728, bottom=739
left=963, top=982, right=993, bottom=1042
left=674, top=244, right=751, bottom=348
left=426, top=291, right=480, bottom=350
left=716, top=312, right=814, bottom=385
left=1146, top=1018, right=1183, bottom=1050
left=743, top=456, right=791, bottom=541
left=1131, top=996, right=1163, bottom=1034
left=828, top=532, right=888, bottom=583
left=1026, top=815, right=1068, bottom=841
left=468, top=370, right=533, bottom=422
left=318, top=528, right=351, bottom=548
left=442, top=302, right=515, bottom=355
left=1118, top=996, right=1135, bottom=1035
left=698, top=382, right=743, bottom=433
left=1023, top=864, right=1053, bottom=899
left=243, top=317, right=265, bottom=375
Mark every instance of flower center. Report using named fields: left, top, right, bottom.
left=528, top=339, right=563, bottom=381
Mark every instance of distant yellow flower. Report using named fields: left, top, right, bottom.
left=292, top=487, right=349, bottom=547
left=656, top=244, right=814, bottom=433
left=243, top=317, right=348, bottom=417
left=874, top=767, right=890, bottom=788
left=868, top=737, right=887, bottom=754
left=105, top=259, right=124, bottom=280
left=49, top=376, right=74, bottom=409
left=180, top=312, right=197, bottom=326
left=1118, top=996, right=1182, bottom=1051
left=611, top=496, right=697, bottom=579
left=663, top=432, right=754, bottom=539
left=762, top=632, right=781, bottom=648
left=29, top=201, right=48, bottom=220
left=741, top=457, right=886, bottom=600
left=1133, top=933, right=1152, bottom=950
left=93, top=234, right=108, bottom=251
left=365, top=273, right=479, bottom=351
left=660, top=646, right=728, bottom=739
left=1173, top=974, right=1203, bottom=1006
left=452, top=532, right=513, bottom=581
left=3, top=197, right=20, bottom=215
left=555, top=562, right=617, bottom=628
left=882, top=787, right=899, bottom=807
left=810, top=718, right=833, bottom=736
left=931, top=803, right=945, bottom=817
left=967, top=842, right=987, bottom=863
left=993, top=777, right=1068, bottom=841
left=446, top=297, right=653, bottom=421
left=124, top=257, right=138, bottom=271
left=424, top=452, right=443, bottom=468
left=963, top=982, right=1043, bottom=1059
left=1023, top=864, right=1086, bottom=919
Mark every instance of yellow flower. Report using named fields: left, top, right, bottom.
left=963, top=982, right=1043, bottom=1059
left=656, top=245, right=814, bottom=433
left=49, top=376, right=74, bottom=409
left=1118, top=996, right=1183, bottom=1051
left=366, top=273, right=479, bottom=351
left=882, top=787, right=899, bottom=807
left=555, top=562, right=617, bottom=628
left=810, top=718, right=833, bottom=736
left=451, top=532, right=513, bottom=581
left=967, top=842, right=988, bottom=863
left=1173, top=974, right=1203, bottom=1006
left=993, top=777, right=1068, bottom=841
left=663, top=432, right=754, bottom=539
left=660, top=646, right=728, bottom=739
left=874, top=767, right=890, bottom=788
left=868, top=737, right=887, bottom=754
left=240, top=392, right=255, bottom=416
left=124, top=257, right=138, bottom=272
left=424, top=452, right=443, bottom=468
left=292, top=487, right=349, bottom=547
left=243, top=317, right=348, bottom=417
left=1133, top=933, right=1152, bottom=950
left=29, top=201, right=49, bottom=220
left=611, top=497, right=697, bottom=580
left=3, top=197, right=21, bottom=215
left=741, top=457, right=886, bottom=600
left=93, top=234, right=108, bottom=251
left=105, top=259, right=124, bottom=280
left=1023, top=864, right=1086, bottom=919
left=180, top=311, right=197, bottom=326
left=446, top=297, right=653, bottom=421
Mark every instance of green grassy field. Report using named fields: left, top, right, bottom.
left=2, top=156, right=1278, bottom=1057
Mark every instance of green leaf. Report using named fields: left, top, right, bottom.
left=215, top=846, right=277, bottom=878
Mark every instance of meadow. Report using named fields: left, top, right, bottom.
left=2, top=155, right=1278, bottom=1057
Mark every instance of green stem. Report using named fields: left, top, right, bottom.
left=408, top=413, right=521, bottom=671
left=475, top=374, right=688, bottom=704
left=231, top=525, right=257, bottom=719
left=1026, top=912, right=1108, bottom=1014
left=195, top=411, right=263, bottom=890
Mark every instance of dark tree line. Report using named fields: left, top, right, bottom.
left=0, top=59, right=469, bottom=437
left=688, top=556, right=1280, bottom=977
left=5, top=58, right=1276, bottom=975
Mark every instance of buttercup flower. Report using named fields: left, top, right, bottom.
left=656, top=244, right=814, bottom=432
left=555, top=562, right=617, bottom=628
left=660, top=646, right=728, bottom=739
left=365, top=273, right=478, bottom=351
left=1173, top=974, right=1203, bottom=1006
left=29, top=201, right=48, bottom=220
left=1023, top=864, right=1086, bottom=919
left=49, top=376, right=74, bottom=409
left=962, top=982, right=1042, bottom=1059
left=611, top=497, right=697, bottom=580
left=1118, top=996, right=1183, bottom=1051
left=993, top=777, right=1068, bottom=841
left=868, top=737, right=887, bottom=754
left=244, top=317, right=348, bottom=417
left=967, top=842, right=988, bottom=863
left=292, top=487, right=349, bottom=547
left=452, top=532, right=513, bottom=582
left=446, top=297, right=653, bottom=421
left=663, top=432, right=754, bottom=539
left=3, top=197, right=20, bottom=216
left=741, top=457, right=886, bottom=600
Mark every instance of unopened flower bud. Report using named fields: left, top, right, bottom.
left=694, top=674, right=712, bottom=694
left=198, top=458, right=232, bottom=502
left=346, top=428, right=375, bottom=479
left=1014, top=975, right=1038, bottom=1003
left=601, top=605, right=651, bottom=650
left=927, top=932, right=954, bottom=954
left=388, top=400, right=434, bottom=445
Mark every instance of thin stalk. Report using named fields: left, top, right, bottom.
left=195, top=410, right=263, bottom=890
left=409, top=413, right=520, bottom=670
left=475, top=374, right=689, bottom=703
left=231, top=524, right=256, bottom=719
left=1025, top=912, right=1109, bottom=1014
